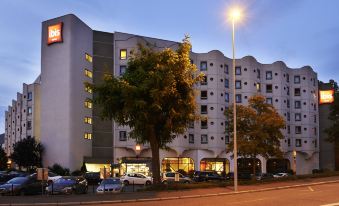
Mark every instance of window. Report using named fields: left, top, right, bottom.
left=120, top=65, right=126, bottom=75
left=266, top=98, right=272, bottom=105
left=314, top=115, right=317, bottom=123
left=286, top=74, right=289, bottom=82
left=295, top=126, right=301, bottom=134
left=189, top=121, right=194, bottom=128
left=287, top=112, right=290, bottom=121
left=85, top=53, right=92, bottom=63
left=201, top=134, right=208, bottom=144
left=287, top=87, right=290, bottom=95
left=295, top=101, right=301, bottom=109
left=296, top=139, right=302, bottom=147
left=257, top=69, right=261, bottom=79
left=201, top=105, right=208, bottom=114
left=119, top=131, right=127, bottom=141
left=294, top=75, right=300, bottom=84
left=295, top=113, right=301, bottom=121
left=85, top=84, right=93, bottom=93
left=201, top=120, right=208, bottom=129
left=266, top=71, right=272, bottom=80
left=28, top=107, right=32, bottom=115
left=84, top=133, right=92, bottom=140
left=266, top=84, right=272, bottom=93
left=287, top=126, right=290, bottom=134
left=235, top=67, right=241, bottom=75
left=84, top=98, right=93, bottom=109
left=287, top=99, right=290, bottom=108
left=314, top=127, right=317, bottom=135
left=84, top=117, right=92, bottom=124
left=225, top=79, right=229, bottom=88
left=201, top=76, right=207, bottom=85
left=27, top=92, right=32, bottom=101
left=201, top=91, right=207, bottom=99
left=200, top=61, right=207, bottom=71
left=120, top=49, right=127, bottom=60
left=225, top=93, right=229, bottom=102
left=224, top=64, right=229, bottom=74
left=288, top=139, right=291, bottom=146
left=256, top=83, right=261, bottom=92
left=236, top=94, right=242, bottom=103
left=225, top=135, right=230, bottom=144
left=84, top=69, right=93, bottom=78
left=294, top=88, right=301, bottom=96
left=189, top=134, right=194, bottom=144
left=235, top=80, right=242, bottom=89
left=27, top=121, right=32, bottom=130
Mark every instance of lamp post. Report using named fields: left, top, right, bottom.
left=229, top=8, right=242, bottom=192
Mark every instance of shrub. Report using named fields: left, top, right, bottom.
left=48, top=164, right=70, bottom=176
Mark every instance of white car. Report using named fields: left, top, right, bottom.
left=29, top=172, right=62, bottom=183
left=273, top=173, right=289, bottom=178
left=120, top=173, right=152, bottom=185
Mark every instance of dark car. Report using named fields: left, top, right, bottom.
left=193, top=171, right=226, bottom=182
left=225, top=172, right=252, bottom=180
left=84, top=172, right=101, bottom=185
left=0, top=171, right=29, bottom=185
left=256, top=173, right=274, bottom=181
left=46, top=176, right=88, bottom=195
left=0, top=177, right=47, bottom=195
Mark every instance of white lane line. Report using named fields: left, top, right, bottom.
left=308, top=186, right=314, bottom=192
left=320, top=202, right=339, bottom=206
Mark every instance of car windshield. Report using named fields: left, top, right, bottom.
left=7, top=177, right=28, bottom=184
left=101, top=179, right=120, bottom=185
left=55, top=178, right=76, bottom=184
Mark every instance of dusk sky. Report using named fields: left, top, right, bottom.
left=0, top=0, right=339, bottom=133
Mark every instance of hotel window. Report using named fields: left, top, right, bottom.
left=120, top=49, right=127, bottom=60
left=85, top=53, right=93, bottom=63
left=314, top=127, right=317, bottom=135
left=27, top=92, right=32, bottom=101
left=257, top=69, right=261, bottom=79
left=28, top=107, right=32, bottom=115
left=294, top=88, right=301, bottom=96
left=201, top=76, right=207, bottom=85
left=119, top=131, right=127, bottom=141
left=201, top=91, right=207, bottom=100
left=288, top=139, right=291, bottom=146
left=235, top=80, right=242, bottom=89
left=189, top=134, right=194, bottom=144
left=287, top=87, right=290, bottom=95
left=286, top=74, right=289, bottom=82
left=200, top=61, right=207, bottom=71
left=256, top=83, right=261, bottom=92
left=235, top=94, right=242, bottom=103
left=266, top=71, right=272, bottom=80
left=294, top=75, right=300, bottom=84
left=120, top=65, right=126, bottom=75
left=295, top=113, right=301, bottom=121
left=201, top=134, right=208, bottom=144
left=225, top=135, right=230, bottom=144
left=85, top=84, right=93, bottom=93
left=224, top=64, right=229, bottom=74
left=189, top=121, right=194, bottom=128
left=27, top=121, right=32, bottom=130
left=225, top=79, right=229, bottom=88
left=235, top=67, right=241, bottom=75
left=266, top=98, right=272, bottom=105
left=84, top=98, right=93, bottom=109
left=84, top=133, right=92, bottom=140
left=314, top=115, right=317, bottom=123
left=84, top=117, right=92, bottom=124
left=287, top=112, right=290, bottom=121
left=201, top=120, right=208, bottom=129
left=225, top=93, right=229, bottom=102
left=266, top=84, right=273, bottom=93
left=84, top=69, right=93, bottom=78
left=287, top=99, right=290, bottom=108
left=295, top=126, right=302, bottom=134
left=295, top=101, right=301, bottom=109
left=287, top=126, right=290, bottom=134
left=296, top=139, right=302, bottom=147
left=201, top=105, right=208, bottom=114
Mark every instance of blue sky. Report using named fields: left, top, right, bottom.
left=0, top=0, right=339, bottom=133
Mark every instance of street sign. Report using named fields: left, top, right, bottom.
left=37, top=168, right=48, bottom=181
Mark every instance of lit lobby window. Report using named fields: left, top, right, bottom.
left=120, top=49, right=127, bottom=60
left=85, top=84, right=92, bottom=93
left=84, top=99, right=92, bottom=109
left=85, top=69, right=93, bottom=78
left=84, top=133, right=92, bottom=140
left=85, top=53, right=93, bottom=63
left=84, top=117, right=92, bottom=124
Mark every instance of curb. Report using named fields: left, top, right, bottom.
left=3, top=179, right=339, bottom=206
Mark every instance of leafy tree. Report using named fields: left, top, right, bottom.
left=94, top=37, right=202, bottom=184
left=0, top=147, right=8, bottom=170
left=48, top=163, right=70, bottom=176
left=10, top=137, right=44, bottom=171
left=225, top=95, right=285, bottom=175
left=325, top=80, right=339, bottom=142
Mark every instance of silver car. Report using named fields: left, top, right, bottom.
left=96, top=178, right=123, bottom=194
left=161, top=172, right=192, bottom=184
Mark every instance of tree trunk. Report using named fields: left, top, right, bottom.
left=148, top=126, right=161, bottom=184
left=253, top=158, right=256, bottom=179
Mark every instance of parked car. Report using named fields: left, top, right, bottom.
left=273, top=172, right=290, bottom=178
left=0, top=176, right=47, bottom=195
left=120, top=173, right=152, bottom=185
left=161, top=172, right=192, bottom=184
left=256, top=173, right=274, bottom=181
left=96, top=178, right=123, bottom=193
left=0, top=171, right=28, bottom=185
left=29, top=172, right=62, bottom=184
left=193, top=171, right=226, bottom=182
left=84, top=172, right=101, bottom=185
left=225, top=172, right=252, bottom=180
left=46, top=176, right=88, bottom=194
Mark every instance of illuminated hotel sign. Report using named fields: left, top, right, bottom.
left=47, top=22, right=63, bottom=45
left=319, top=90, right=334, bottom=104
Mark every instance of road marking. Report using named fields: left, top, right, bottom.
left=320, top=202, right=339, bottom=206
left=308, top=186, right=314, bottom=191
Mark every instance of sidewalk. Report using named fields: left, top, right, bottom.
left=1, top=176, right=339, bottom=205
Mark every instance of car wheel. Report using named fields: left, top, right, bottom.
left=184, top=181, right=190, bottom=184
left=123, top=180, right=129, bottom=186
left=162, top=180, right=168, bottom=185
left=145, top=181, right=152, bottom=185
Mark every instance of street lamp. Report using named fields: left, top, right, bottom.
left=229, top=7, right=242, bottom=192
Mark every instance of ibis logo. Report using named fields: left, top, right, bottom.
left=47, top=22, right=63, bottom=45
left=319, top=90, right=334, bottom=104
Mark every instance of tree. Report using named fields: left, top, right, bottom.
left=325, top=80, right=339, bottom=142
left=10, top=137, right=44, bottom=171
left=48, top=163, right=70, bottom=176
left=0, top=147, right=8, bottom=170
left=94, top=36, right=202, bottom=184
left=225, top=95, right=285, bottom=175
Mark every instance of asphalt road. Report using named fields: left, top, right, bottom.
left=101, top=182, right=339, bottom=206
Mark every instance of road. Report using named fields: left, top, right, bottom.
left=101, top=182, right=339, bottom=206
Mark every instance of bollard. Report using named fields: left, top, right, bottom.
left=51, top=182, right=54, bottom=195
left=11, top=184, right=13, bottom=196
left=133, top=181, right=134, bottom=192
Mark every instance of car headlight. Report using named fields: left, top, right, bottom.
left=97, top=188, right=103, bottom=191
left=62, top=187, right=72, bottom=191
